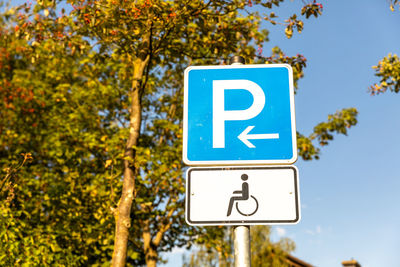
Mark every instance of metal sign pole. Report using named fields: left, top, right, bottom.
left=234, top=225, right=251, bottom=267
left=230, top=56, right=251, bottom=267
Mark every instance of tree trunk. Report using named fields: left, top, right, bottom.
left=141, top=207, right=175, bottom=267
left=145, top=246, right=158, bottom=267
left=111, top=56, right=150, bottom=267
left=143, top=219, right=158, bottom=267
left=146, top=253, right=158, bottom=267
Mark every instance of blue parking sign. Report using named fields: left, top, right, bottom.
left=183, top=64, right=297, bottom=165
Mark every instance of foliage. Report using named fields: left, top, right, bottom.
left=182, top=226, right=232, bottom=267
left=299, top=108, right=358, bottom=160
left=0, top=0, right=357, bottom=266
left=264, top=0, right=323, bottom=38
left=251, top=226, right=295, bottom=267
left=370, top=2, right=399, bottom=95
left=390, top=0, right=400, bottom=11
left=370, top=53, right=400, bottom=95
left=0, top=4, right=122, bottom=265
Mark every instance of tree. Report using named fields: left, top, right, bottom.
left=1, top=3, right=123, bottom=265
left=250, top=226, right=295, bottom=267
left=369, top=1, right=399, bottom=95
left=182, top=226, right=232, bottom=267
left=370, top=54, right=400, bottom=95
left=390, top=0, right=400, bottom=12
left=0, top=0, right=358, bottom=266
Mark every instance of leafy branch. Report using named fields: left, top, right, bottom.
left=370, top=53, right=400, bottom=95
left=264, top=0, right=323, bottom=38
left=0, top=153, right=33, bottom=201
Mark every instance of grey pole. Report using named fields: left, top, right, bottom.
left=229, top=55, right=246, bottom=65
left=229, top=55, right=251, bottom=267
left=233, top=225, right=251, bottom=267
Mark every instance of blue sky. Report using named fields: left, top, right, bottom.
left=164, top=1, right=400, bottom=266
left=276, top=1, right=400, bottom=266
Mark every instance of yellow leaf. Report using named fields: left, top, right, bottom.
left=105, top=159, right=112, bottom=168
left=285, top=27, right=293, bottom=39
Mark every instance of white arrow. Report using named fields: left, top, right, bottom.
left=238, top=126, right=279, bottom=148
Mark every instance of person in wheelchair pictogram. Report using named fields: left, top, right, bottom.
left=226, top=174, right=259, bottom=217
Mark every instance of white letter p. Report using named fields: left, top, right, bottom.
left=212, top=80, right=265, bottom=148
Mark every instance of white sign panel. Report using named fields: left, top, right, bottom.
left=185, top=166, right=300, bottom=226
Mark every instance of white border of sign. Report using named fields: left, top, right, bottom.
left=185, top=165, right=300, bottom=226
left=183, top=64, right=297, bottom=166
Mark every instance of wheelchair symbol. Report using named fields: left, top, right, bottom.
left=227, top=174, right=259, bottom=217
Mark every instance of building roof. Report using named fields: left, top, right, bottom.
left=285, top=254, right=314, bottom=267
left=342, top=259, right=362, bottom=267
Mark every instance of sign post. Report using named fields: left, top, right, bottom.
left=183, top=56, right=299, bottom=267
left=229, top=56, right=251, bottom=267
